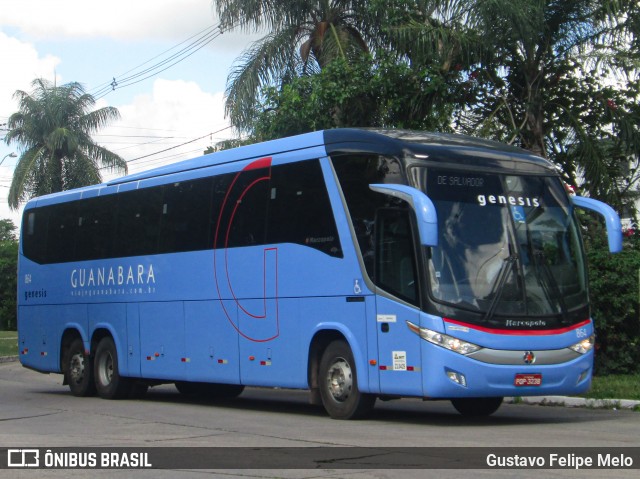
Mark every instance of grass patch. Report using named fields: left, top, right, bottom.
left=581, top=374, right=640, bottom=401
left=0, top=330, right=18, bottom=357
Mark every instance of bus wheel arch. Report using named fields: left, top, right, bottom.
left=308, top=330, right=345, bottom=405
left=309, top=332, right=375, bottom=419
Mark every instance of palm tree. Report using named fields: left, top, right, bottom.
left=4, top=78, right=128, bottom=209
left=212, top=0, right=372, bottom=132
left=382, top=1, right=639, bottom=203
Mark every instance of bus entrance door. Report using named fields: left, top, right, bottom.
left=374, top=208, right=423, bottom=396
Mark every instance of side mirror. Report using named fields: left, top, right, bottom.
left=369, top=184, right=438, bottom=246
left=572, top=195, right=622, bottom=253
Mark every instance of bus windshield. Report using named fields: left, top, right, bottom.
left=410, top=167, right=588, bottom=324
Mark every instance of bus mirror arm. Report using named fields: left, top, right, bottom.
left=369, top=184, right=438, bottom=246
left=572, top=195, right=623, bottom=253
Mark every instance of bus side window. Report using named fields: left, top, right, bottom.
left=375, top=208, right=419, bottom=305
left=159, top=178, right=213, bottom=253
left=46, top=202, right=78, bottom=263
left=114, top=187, right=163, bottom=257
left=223, top=168, right=270, bottom=248
left=22, top=210, right=48, bottom=264
left=76, top=195, right=117, bottom=261
left=331, top=154, right=405, bottom=277
left=268, top=159, right=342, bottom=257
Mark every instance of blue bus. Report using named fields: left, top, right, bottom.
left=17, top=129, right=622, bottom=418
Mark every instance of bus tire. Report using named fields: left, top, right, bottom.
left=451, top=397, right=503, bottom=416
left=64, top=338, right=96, bottom=397
left=318, top=340, right=375, bottom=419
left=94, top=336, right=131, bottom=399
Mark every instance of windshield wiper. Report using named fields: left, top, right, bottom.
left=483, top=255, right=517, bottom=323
left=533, top=250, right=569, bottom=323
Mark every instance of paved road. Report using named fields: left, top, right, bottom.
left=0, top=361, right=638, bottom=478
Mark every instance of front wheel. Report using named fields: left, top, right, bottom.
left=451, top=397, right=503, bottom=416
left=94, top=337, right=131, bottom=399
left=318, top=340, right=375, bottom=419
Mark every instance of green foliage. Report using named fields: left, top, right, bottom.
left=583, top=374, right=640, bottom=401
left=249, top=54, right=458, bottom=141
left=367, top=1, right=640, bottom=212
left=0, top=219, right=17, bottom=242
left=583, top=215, right=640, bottom=374
left=213, top=0, right=373, bottom=132
left=0, top=219, right=18, bottom=331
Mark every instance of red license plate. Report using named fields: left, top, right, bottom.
left=514, top=373, right=542, bottom=386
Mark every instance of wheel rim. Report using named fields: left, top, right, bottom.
left=325, top=357, right=352, bottom=402
left=97, top=351, right=114, bottom=386
left=69, top=352, right=85, bottom=385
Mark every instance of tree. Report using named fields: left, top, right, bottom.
left=374, top=1, right=640, bottom=207
left=4, top=78, right=128, bottom=209
left=0, top=219, right=18, bottom=331
left=582, top=214, right=640, bottom=374
left=247, top=54, right=458, bottom=141
left=0, top=219, right=17, bottom=242
left=212, top=0, right=373, bottom=132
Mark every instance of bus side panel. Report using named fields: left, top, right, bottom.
left=19, top=305, right=83, bottom=373
left=18, top=306, right=47, bottom=372
left=239, top=298, right=306, bottom=388
left=139, top=302, right=185, bottom=380
left=89, top=303, right=128, bottom=373
left=364, top=295, right=380, bottom=394
left=185, top=300, right=241, bottom=384
left=125, top=303, right=141, bottom=378
left=303, top=296, right=371, bottom=393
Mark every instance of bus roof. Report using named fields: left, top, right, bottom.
left=24, top=128, right=555, bottom=208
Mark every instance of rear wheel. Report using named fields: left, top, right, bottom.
left=64, top=338, right=96, bottom=397
left=94, top=337, right=131, bottom=399
left=318, top=340, right=375, bottom=419
left=451, top=397, right=503, bottom=416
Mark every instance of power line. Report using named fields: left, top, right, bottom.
left=90, top=24, right=219, bottom=94
left=91, top=24, right=226, bottom=100
left=125, top=126, right=231, bottom=163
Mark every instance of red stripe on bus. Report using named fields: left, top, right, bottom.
left=444, top=318, right=591, bottom=335
left=243, top=157, right=272, bottom=171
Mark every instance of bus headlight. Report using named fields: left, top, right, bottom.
left=407, top=321, right=481, bottom=355
left=569, top=335, right=595, bottom=354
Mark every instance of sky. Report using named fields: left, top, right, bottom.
left=0, top=0, right=261, bottom=228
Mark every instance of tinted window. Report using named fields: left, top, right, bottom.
left=76, top=195, right=118, bottom=261
left=268, top=160, right=342, bottom=257
left=375, top=209, right=419, bottom=305
left=22, top=159, right=342, bottom=264
left=22, top=210, right=48, bottom=264
left=331, top=154, right=405, bottom=275
left=46, top=202, right=78, bottom=263
left=114, top=188, right=163, bottom=257
left=222, top=168, right=270, bottom=248
left=159, top=178, right=213, bottom=253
